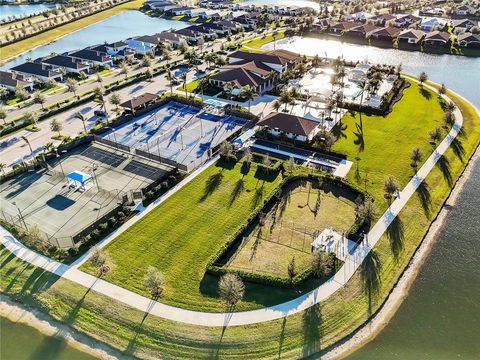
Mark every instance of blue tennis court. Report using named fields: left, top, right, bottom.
left=101, top=101, right=248, bottom=171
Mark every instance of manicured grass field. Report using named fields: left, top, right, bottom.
left=1, top=79, right=479, bottom=359
left=228, top=182, right=356, bottom=276
left=0, top=0, right=145, bottom=62
left=177, top=79, right=199, bottom=93
left=241, top=30, right=286, bottom=52
left=333, top=80, right=445, bottom=211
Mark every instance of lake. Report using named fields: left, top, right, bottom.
left=0, top=316, right=97, bottom=360
left=0, top=3, right=59, bottom=21
left=1, top=10, right=189, bottom=69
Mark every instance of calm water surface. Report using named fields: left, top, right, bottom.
left=2, top=10, right=188, bottom=69
left=0, top=316, right=96, bottom=360
left=0, top=4, right=59, bottom=21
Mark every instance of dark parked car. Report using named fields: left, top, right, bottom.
left=94, top=110, right=107, bottom=117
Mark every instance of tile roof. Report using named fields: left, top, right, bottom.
left=259, top=112, right=319, bottom=137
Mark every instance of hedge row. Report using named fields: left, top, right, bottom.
left=206, top=173, right=365, bottom=288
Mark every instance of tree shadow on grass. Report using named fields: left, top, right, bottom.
left=278, top=317, right=287, bottom=359
left=331, top=120, right=348, bottom=140
left=125, top=297, right=158, bottom=356
left=386, top=216, right=405, bottom=261
left=419, top=87, right=432, bottom=100
left=302, top=303, right=322, bottom=358
left=64, top=276, right=102, bottom=326
left=5, top=262, right=34, bottom=292
left=451, top=137, right=466, bottom=163
left=228, top=178, right=244, bottom=207
left=436, top=155, right=452, bottom=187
left=353, top=119, right=365, bottom=153
left=416, top=181, right=432, bottom=217
left=209, top=305, right=235, bottom=360
left=18, top=267, right=58, bottom=296
left=200, top=171, right=224, bottom=202
left=254, top=168, right=279, bottom=183
left=360, top=250, right=382, bottom=316
left=251, top=184, right=264, bottom=209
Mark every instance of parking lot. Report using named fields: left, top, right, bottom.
left=0, top=143, right=170, bottom=247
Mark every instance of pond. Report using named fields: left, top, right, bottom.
left=1, top=10, right=189, bottom=69
left=0, top=3, right=59, bottom=21
left=0, top=316, right=97, bottom=360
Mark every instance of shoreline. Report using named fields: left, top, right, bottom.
left=0, top=297, right=128, bottom=360
left=321, top=134, right=480, bottom=358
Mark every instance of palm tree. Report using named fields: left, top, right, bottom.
left=74, top=112, right=87, bottom=134
left=21, top=136, right=33, bottom=155
left=66, top=78, right=78, bottom=97
left=429, top=127, right=443, bottom=144
left=180, top=72, right=188, bottom=98
left=204, top=52, right=216, bottom=68
left=241, top=85, right=255, bottom=112
left=384, top=176, right=399, bottom=203
left=223, top=81, right=236, bottom=101
left=438, top=83, right=447, bottom=96
left=410, top=147, right=423, bottom=168
left=279, top=89, right=292, bottom=111
left=166, top=69, right=176, bottom=95
left=443, top=110, right=455, bottom=128
left=93, top=87, right=108, bottom=117
left=0, top=163, right=5, bottom=177
left=50, top=118, right=63, bottom=137
left=272, top=100, right=281, bottom=112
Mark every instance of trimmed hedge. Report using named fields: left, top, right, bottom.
left=206, top=173, right=366, bottom=288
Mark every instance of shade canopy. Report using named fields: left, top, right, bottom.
left=66, top=171, right=92, bottom=184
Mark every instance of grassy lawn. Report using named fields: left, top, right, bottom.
left=1, top=79, right=479, bottom=359
left=333, top=80, right=445, bottom=211
left=0, top=0, right=145, bottom=62
left=228, top=181, right=356, bottom=277
left=241, top=30, right=286, bottom=52
left=177, top=79, right=199, bottom=93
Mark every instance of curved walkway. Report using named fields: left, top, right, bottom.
left=0, top=80, right=470, bottom=327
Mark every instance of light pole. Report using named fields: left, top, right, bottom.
left=55, top=149, right=67, bottom=176
left=105, top=126, right=118, bottom=148
left=12, top=201, right=28, bottom=231
left=91, top=162, right=99, bottom=188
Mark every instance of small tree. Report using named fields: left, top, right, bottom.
left=89, top=247, right=109, bottom=275
left=24, top=111, right=39, bottom=127
left=119, top=61, right=129, bottom=79
left=15, top=86, right=29, bottom=101
left=410, top=147, right=423, bottom=168
left=144, top=266, right=165, bottom=298
left=50, top=118, right=63, bottom=136
left=429, top=127, right=443, bottom=144
left=438, top=83, right=447, bottom=96
left=66, top=78, right=78, bottom=97
left=358, top=201, right=377, bottom=225
left=33, top=91, right=46, bottom=110
left=288, top=256, right=296, bottom=278
left=109, top=92, right=122, bottom=111
left=0, top=106, right=7, bottom=125
left=218, top=273, right=245, bottom=308
left=286, top=156, right=295, bottom=174
left=418, top=71, right=428, bottom=86
left=244, top=148, right=252, bottom=165
left=443, top=110, right=455, bottom=128
left=311, top=251, right=335, bottom=278
left=383, top=176, right=399, bottom=202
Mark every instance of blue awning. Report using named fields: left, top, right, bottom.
left=66, top=171, right=92, bottom=184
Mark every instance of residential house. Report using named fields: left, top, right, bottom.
left=370, top=14, right=396, bottom=26
left=198, top=9, right=232, bottom=20
left=347, top=24, right=379, bottom=38
left=329, top=21, right=358, bottom=35
left=174, top=28, right=204, bottom=43
left=0, top=70, right=34, bottom=92
left=145, top=0, right=175, bottom=11
left=228, top=49, right=301, bottom=75
left=398, top=29, right=426, bottom=44
left=186, top=25, right=217, bottom=40
left=68, top=49, right=113, bottom=67
left=420, top=17, right=447, bottom=32
left=393, top=14, right=421, bottom=28
left=346, top=11, right=374, bottom=23
left=258, top=112, right=321, bottom=142
left=217, top=20, right=243, bottom=33
left=454, top=5, right=473, bottom=16
left=369, top=26, right=401, bottom=41
left=452, top=19, right=476, bottom=33
left=311, top=18, right=330, bottom=32
left=424, top=31, right=451, bottom=47
left=127, top=35, right=160, bottom=54
left=89, top=43, right=135, bottom=60
left=156, top=31, right=188, bottom=48
left=209, top=61, right=274, bottom=95
left=11, top=62, right=63, bottom=82
left=457, top=32, right=480, bottom=48
left=166, top=6, right=193, bottom=16
left=40, top=55, right=91, bottom=75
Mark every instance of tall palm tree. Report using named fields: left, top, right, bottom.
left=224, top=82, right=236, bottom=102
left=166, top=69, right=176, bottom=95
left=384, top=176, right=399, bottom=203
left=180, top=72, right=188, bottom=98
left=74, top=111, right=87, bottom=134
left=21, top=136, right=33, bottom=155
left=241, top=85, right=255, bottom=112
left=410, top=147, right=423, bottom=168
left=279, top=89, right=292, bottom=112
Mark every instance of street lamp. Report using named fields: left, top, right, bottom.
left=91, top=162, right=99, bottom=188
left=55, top=149, right=67, bottom=176
left=105, top=126, right=118, bottom=148
left=12, top=201, right=28, bottom=231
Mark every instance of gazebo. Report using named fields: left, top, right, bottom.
left=66, top=170, right=93, bottom=192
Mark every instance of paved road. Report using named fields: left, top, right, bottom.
left=1, top=79, right=474, bottom=326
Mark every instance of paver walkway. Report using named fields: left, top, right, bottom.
left=0, top=80, right=474, bottom=327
